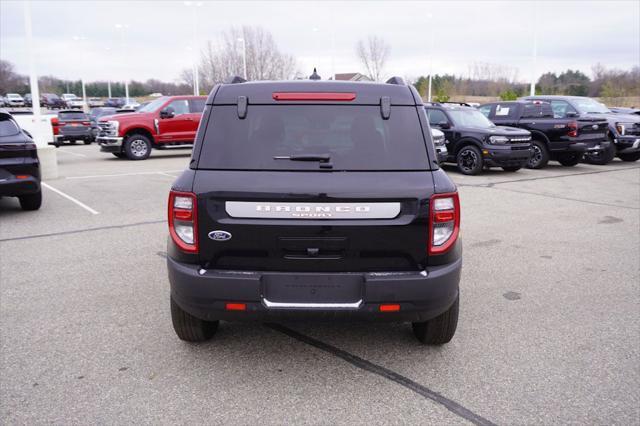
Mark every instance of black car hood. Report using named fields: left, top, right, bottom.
left=459, top=125, right=530, bottom=136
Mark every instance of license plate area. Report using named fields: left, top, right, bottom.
left=262, top=274, right=363, bottom=307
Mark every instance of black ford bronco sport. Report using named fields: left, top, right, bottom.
left=424, top=103, right=533, bottom=175
left=167, top=77, right=462, bottom=344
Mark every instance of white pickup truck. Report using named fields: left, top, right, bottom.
left=61, top=93, right=85, bottom=109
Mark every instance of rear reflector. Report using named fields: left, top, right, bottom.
left=16, top=175, right=29, bottom=179
left=225, top=303, right=246, bottom=311
left=379, top=304, right=400, bottom=312
left=272, top=92, right=356, bottom=101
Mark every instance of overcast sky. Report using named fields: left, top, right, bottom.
left=1, top=0, right=638, bottom=84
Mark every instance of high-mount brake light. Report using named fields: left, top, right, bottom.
left=568, top=121, right=578, bottom=137
left=168, top=191, right=198, bottom=253
left=272, top=92, right=357, bottom=101
left=429, top=192, right=460, bottom=255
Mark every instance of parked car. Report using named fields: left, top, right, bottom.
left=431, top=128, right=447, bottom=163
left=166, top=76, right=461, bottom=345
left=49, top=110, right=93, bottom=146
left=97, top=95, right=206, bottom=160
left=5, top=93, right=25, bottom=107
left=424, top=102, right=532, bottom=174
left=610, top=107, right=640, bottom=115
left=0, top=109, right=42, bottom=210
left=121, top=99, right=141, bottom=110
left=23, top=94, right=32, bottom=107
left=61, top=93, right=85, bottom=109
left=104, top=97, right=126, bottom=108
left=88, top=97, right=104, bottom=108
left=88, top=107, right=118, bottom=140
left=0, top=97, right=6, bottom=107
left=479, top=100, right=610, bottom=167
left=41, top=93, right=66, bottom=109
left=522, top=95, right=640, bottom=163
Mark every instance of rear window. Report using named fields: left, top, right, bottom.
left=59, top=112, right=88, bottom=120
left=522, top=103, right=554, bottom=118
left=197, top=105, right=429, bottom=171
left=0, top=117, right=20, bottom=137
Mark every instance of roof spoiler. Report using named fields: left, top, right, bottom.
left=385, top=76, right=406, bottom=85
left=226, top=75, right=247, bottom=84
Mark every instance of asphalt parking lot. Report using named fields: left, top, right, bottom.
left=1, top=145, right=638, bottom=424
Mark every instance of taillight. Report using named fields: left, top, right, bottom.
left=82, top=121, right=91, bottom=126
left=51, top=117, right=59, bottom=135
left=168, top=191, right=198, bottom=253
left=568, top=121, right=578, bottom=137
left=428, top=192, right=460, bottom=255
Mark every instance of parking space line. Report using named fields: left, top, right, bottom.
left=267, top=324, right=496, bottom=426
left=156, top=172, right=179, bottom=178
left=65, top=170, right=183, bottom=180
left=41, top=182, right=100, bottom=215
left=56, top=150, right=87, bottom=158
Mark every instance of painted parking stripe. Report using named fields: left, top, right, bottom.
left=65, top=170, right=183, bottom=180
left=56, top=150, right=87, bottom=158
left=41, top=182, right=99, bottom=215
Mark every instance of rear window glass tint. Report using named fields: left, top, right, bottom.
left=190, top=99, right=205, bottom=113
left=59, top=112, right=87, bottom=120
left=426, top=109, right=449, bottom=126
left=522, top=103, right=554, bottom=118
left=198, top=105, right=429, bottom=171
left=0, top=117, right=20, bottom=137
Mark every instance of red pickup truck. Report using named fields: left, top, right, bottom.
left=97, top=96, right=206, bottom=160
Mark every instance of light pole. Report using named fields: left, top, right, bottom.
left=184, top=1, right=202, bottom=95
left=427, top=13, right=434, bottom=102
left=105, top=46, right=112, bottom=98
left=238, top=37, right=247, bottom=79
left=529, top=4, right=538, bottom=96
left=115, top=23, right=129, bottom=103
left=72, top=36, right=88, bottom=112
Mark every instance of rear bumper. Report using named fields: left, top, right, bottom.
left=482, top=144, right=532, bottom=167
left=615, top=137, right=640, bottom=154
left=0, top=172, right=40, bottom=197
left=168, top=256, right=462, bottom=323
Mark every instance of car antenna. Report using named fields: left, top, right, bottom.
left=309, top=68, right=321, bottom=80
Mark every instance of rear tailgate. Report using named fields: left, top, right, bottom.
left=576, top=117, right=608, bottom=142
left=193, top=170, right=434, bottom=273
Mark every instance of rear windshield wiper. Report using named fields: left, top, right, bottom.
left=274, top=154, right=331, bottom=162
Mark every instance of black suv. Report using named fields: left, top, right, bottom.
left=0, top=109, right=42, bottom=210
left=424, top=103, right=532, bottom=174
left=522, top=95, right=640, bottom=163
left=167, top=77, right=462, bottom=345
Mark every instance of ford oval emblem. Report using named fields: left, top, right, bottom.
left=208, top=230, right=232, bottom=241
left=592, top=124, right=599, bottom=130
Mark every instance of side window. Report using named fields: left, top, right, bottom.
left=495, top=104, right=517, bottom=119
left=426, top=109, right=449, bottom=126
left=550, top=100, right=577, bottom=118
left=189, top=99, right=205, bottom=113
left=478, top=105, right=493, bottom=118
left=164, top=100, right=189, bottom=116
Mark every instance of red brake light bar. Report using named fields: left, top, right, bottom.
left=272, top=92, right=356, bottom=101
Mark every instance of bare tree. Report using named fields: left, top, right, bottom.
left=356, top=36, right=390, bottom=82
left=196, top=26, right=297, bottom=92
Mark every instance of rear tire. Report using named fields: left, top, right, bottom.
left=456, top=145, right=483, bottom=175
left=18, top=191, right=42, bottom=211
left=526, top=140, right=549, bottom=169
left=83, top=139, right=92, bottom=145
left=584, top=137, right=616, bottom=165
left=124, top=134, right=152, bottom=160
left=170, top=297, right=218, bottom=342
left=557, top=152, right=582, bottom=167
left=412, top=295, right=459, bottom=345
left=501, top=166, right=521, bottom=172
left=618, top=152, right=640, bottom=162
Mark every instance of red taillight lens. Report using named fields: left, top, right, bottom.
left=225, top=303, right=246, bottom=311
left=379, top=304, right=400, bottom=312
left=568, top=121, right=578, bottom=137
left=16, top=175, right=29, bottom=179
left=428, top=192, right=460, bottom=255
left=81, top=121, right=91, bottom=126
left=168, top=190, right=198, bottom=253
left=51, top=117, right=59, bottom=135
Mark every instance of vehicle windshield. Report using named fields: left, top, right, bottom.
left=572, top=98, right=611, bottom=114
left=137, top=97, right=167, bottom=113
left=59, top=111, right=87, bottom=120
left=448, top=109, right=495, bottom=129
left=0, top=116, right=20, bottom=137
left=198, top=105, right=430, bottom=171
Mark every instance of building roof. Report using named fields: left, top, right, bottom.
left=334, top=73, right=372, bottom=82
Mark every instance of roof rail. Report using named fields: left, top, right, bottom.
left=385, top=76, right=406, bottom=85
left=226, top=76, right=247, bottom=84
left=440, top=101, right=471, bottom=107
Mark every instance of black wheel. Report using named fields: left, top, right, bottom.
left=83, top=139, right=92, bottom=145
left=171, top=297, right=218, bottom=342
left=456, top=145, right=483, bottom=175
left=412, top=295, right=459, bottom=345
left=112, top=152, right=126, bottom=159
left=618, top=152, right=640, bottom=162
left=557, top=152, right=582, bottom=167
left=526, top=140, right=549, bottom=169
left=501, top=166, right=521, bottom=172
left=70, top=140, right=77, bottom=145
left=124, top=134, right=152, bottom=160
left=18, top=191, right=42, bottom=211
left=584, top=138, right=616, bottom=165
